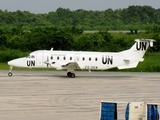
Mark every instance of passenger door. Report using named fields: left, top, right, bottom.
left=36, top=52, right=43, bottom=67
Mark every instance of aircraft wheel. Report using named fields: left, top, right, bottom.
left=67, top=72, right=71, bottom=77
left=70, top=73, right=75, bottom=78
left=8, top=72, right=12, bottom=77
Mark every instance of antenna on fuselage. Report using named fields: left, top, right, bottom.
left=50, top=48, right=54, bottom=51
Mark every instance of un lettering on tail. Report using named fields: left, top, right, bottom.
left=136, top=41, right=147, bottom=51
left=135, top=39, right=154, bottom=51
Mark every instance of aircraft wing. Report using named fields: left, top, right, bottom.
left=61, top=62, right=81, bottom=69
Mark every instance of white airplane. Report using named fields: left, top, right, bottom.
left=8, top=39, right=155, bottom=78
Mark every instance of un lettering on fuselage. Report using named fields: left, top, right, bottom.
left=136, top=41, right=148, bottom=51
left=27, top=60, right=35, bottom=66
left=102, top=56, right=113, bottom=65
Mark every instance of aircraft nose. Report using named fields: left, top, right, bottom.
left=8, top=60, right=14, bottom=66
left=8, top=58, right=26, bottom=67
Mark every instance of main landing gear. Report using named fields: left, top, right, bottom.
left=67, top=72, right=75, bottom=78
left=8, top=66, right=13, bottom=77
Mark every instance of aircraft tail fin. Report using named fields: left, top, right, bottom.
left=118, top=39, right=155, bottom=69
left=119, top=39, right=155, bottom=58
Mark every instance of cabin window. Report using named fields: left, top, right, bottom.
left=95, top=57, right=98, bottom=61
left=82, top=57, right=85, bottom=61
left=89, top=57, right=91, bottom=61
left=31, top=55, right=35, bottom=58
left=63, top=57, right=66, bottom=60
left=51, top=56, right=53, bottom=60
left=57, top=56, right=59, bottom=60
left=70, top=57, right=72, bottom=60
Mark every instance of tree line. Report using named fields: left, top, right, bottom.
left=0, top=26, right=160, bottom=62
left=0, top=5, right=160, bottom=30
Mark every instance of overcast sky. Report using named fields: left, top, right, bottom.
left=0, top=0, right=159, bottom=13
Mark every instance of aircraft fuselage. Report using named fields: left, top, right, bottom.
left=9, top=51, right=123, bottom=70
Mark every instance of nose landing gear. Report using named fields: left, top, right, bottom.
left=8, top=66, right=13, bottom=77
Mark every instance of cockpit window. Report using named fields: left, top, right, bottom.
left=26, top=55, right=30, bottom=58
left=26, top=55, right=35, bottom=58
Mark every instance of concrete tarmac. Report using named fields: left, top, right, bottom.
left=0, top=70, right=160, bottom=120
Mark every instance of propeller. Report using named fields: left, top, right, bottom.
left=44, top=56, right=51, bottom=67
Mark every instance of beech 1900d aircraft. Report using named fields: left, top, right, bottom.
left=8, top=39, right=155, bottom=78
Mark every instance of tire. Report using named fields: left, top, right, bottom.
left=67, top=72, right=71, bottom=77
left=70, top=73, right=75, bottom=78
left=8, top=72, right=12, bottom=77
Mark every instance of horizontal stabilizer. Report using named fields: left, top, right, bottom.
left=118, top=62, right=139, bottom=69
left=135, top=39, right=155, bottom=47
left=119, top=57, right=144, bottom=69
left=123, top=58, right=144, bottom=62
